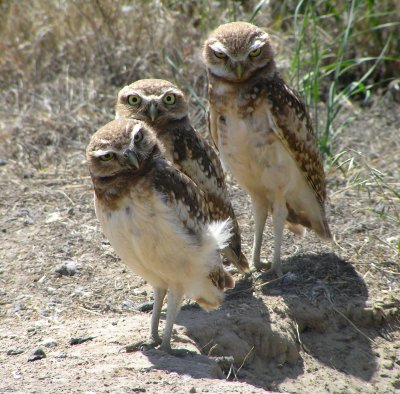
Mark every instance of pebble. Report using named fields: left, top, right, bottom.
left=133, top=289, right=147, bottom=296
left=70, top=335, right=96, bottom=345
left=54, top=261, right=78, bottom=276
left=282, top=271, right=297, bottom=285
left=13, top=370, right=22, bottom=380
left=136, top=302, right=153, bottom=312
left=383, top=360, right=394, bottom=369
left=28, top=348, right=46, bottom=362
left=121, top=300, right=134, bottom=309
left=7, top=347, right=24, bottom=356
left=46, top=287, right=57, bottom=295
left=41, top=338, right=57, bottom=348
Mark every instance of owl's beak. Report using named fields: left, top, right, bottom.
left=235, top=63, right=244, bottom=79
left=123, top=149, right=140, bottom=170
left=148, top=103, right=158, bottom=122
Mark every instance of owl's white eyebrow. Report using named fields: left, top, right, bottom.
left=130, top=123, right=142, bottom=139
left=162, top=89, right=176, bottom=95
left=249, top=40, right=265, bottom=52
left=92, top=148, right=117, bottom=157
left=209, top=42, right=228, bottom=54
left=122, top=90, right=138, bottom=97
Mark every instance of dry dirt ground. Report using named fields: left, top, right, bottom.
left=1, top=96, right=399, bottom=393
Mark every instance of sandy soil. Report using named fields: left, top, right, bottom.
left=0, top=96, right=399, bottom=393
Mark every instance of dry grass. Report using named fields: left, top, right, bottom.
left=0, top=0, right=398, bottom=251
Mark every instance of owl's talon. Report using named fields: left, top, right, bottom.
left=251, top=261, right=272, bottom=273
left=124, top=339, right=160, bottom=353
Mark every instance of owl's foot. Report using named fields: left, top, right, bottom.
left=251, top=260, right=272, bottom=272
left=255, top=265, right=284, bottom=279
left=124, top=338, right=161, bottom=353
left=159, top=344, right=194, bottom=357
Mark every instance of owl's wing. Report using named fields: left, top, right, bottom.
left=171, top=124, right=225, bottom=191
left=262, top=76, right=327, bottom=203
left=207, top=108, right=219, bottom=150
left=170, top=125, right=249, bottom=272
left=153, top=160, right=209, bottom=236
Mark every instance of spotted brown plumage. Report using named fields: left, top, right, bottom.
left=203, top=21, right=331, bottom=276
left=86, top=118, right=234, bottom=353
left=115, top=78, right=249, bottom=273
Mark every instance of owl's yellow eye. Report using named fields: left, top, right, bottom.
left=134, top=130, right=143, bottom=143
left=213, top=51, right=227, bottom=59
left=99, top=153, right=115, bottom=161
left=163, top=94, right=176, bottom=105
left=249, top=47, right=261, bottom=57
left=127, top=95, right=141, bottom=106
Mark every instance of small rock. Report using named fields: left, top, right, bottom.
left=383, top=360, right=394, bottom=370
left=189, top=387, right=197, bottom=393
left=70, top=335, right=96, bottom=345
left=210, top=356, right=235, bottom=374
left=13, top=370, right=22, bottom=380
left=282, top=271, right=297, bottom=285
left=54, top=261, right=78, bottom=276
left=46, top=287, right=57, bottom=295
left=56, top=352, right=68, bottom=359
left=13, top=301, right=25, bottom=313
left=133, top=289, right=147, bottom=296
left=41, top=338, right=57, bottom=348
left=0, top=159, right=7, bottom=166
left=121, top=300, right=134, bottom=309
left=135, top=302, right=153, bottom=312
left=28, top=348, right=46, bottom=362
left=7, top=347, right=24, bottom=355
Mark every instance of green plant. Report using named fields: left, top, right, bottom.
left=287, top=0, right=399, bottom=158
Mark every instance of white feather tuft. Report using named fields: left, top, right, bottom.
left=207, top=219, right=232, bottom=250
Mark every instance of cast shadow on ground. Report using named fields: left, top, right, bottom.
left=142, top=274, right=304, bottom=389
left=259, top=252, right=378, bottom=382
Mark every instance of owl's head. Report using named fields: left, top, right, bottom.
left=203, top=22, right=274, bottom=82
left=115, top=79, right=188, bottom=127
left=86, top=118, right=164, bottom=179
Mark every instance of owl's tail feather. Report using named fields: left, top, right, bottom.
left=222, top=247, right=250, bottom=274
left=317, top=217, right=332, bottom=240
left=286, top=222, right=306, bottom=237
left=192, top=220, right=235, bottom=311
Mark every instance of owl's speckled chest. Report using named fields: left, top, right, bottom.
left=210, top=80, right=300, bottom=198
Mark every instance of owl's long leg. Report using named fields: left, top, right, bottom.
left=124, top=287, right=167, bottom=353
left=160, top=288, right=184, bottom=353
left=150, top=287, right=167, bottom=345
left=251, top=200, right=270, bottom=271
left=271, top=196, right=288, bottom=278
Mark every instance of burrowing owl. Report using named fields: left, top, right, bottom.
left=203, top=22, right=331, bottom=276
left=87, top=118, right=234, bottom=352
left=115, top=79, right=249, bottom=273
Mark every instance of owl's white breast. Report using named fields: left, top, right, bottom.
left=217, top=102, right=317, bottom=210
left=94, top=186, right=223, bottom=300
